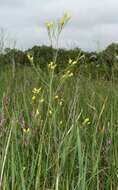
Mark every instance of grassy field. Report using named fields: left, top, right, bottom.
left=0, top=63, right=118, bottom=190
left=0, top=12, right=118, bottom=190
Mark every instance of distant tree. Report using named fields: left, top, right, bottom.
left=100, top=43, right=118, bottom=66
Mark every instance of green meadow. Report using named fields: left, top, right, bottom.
left=0, top=13, right=118, bottom=189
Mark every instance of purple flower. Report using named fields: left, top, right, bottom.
left=0, top=118, right=5, bottom=126
left=3, top=97, right=8, bottom=105
left=106, top=140, right=111, bottom=145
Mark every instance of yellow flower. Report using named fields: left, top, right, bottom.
left=37, top=88, right=41, bottom=93
left=55, top=95, right=59, bottom=99
left=48, top=23, right=51, bottom=27
left=72, top=61, right=77, bottom=65
left=49, top=110, right=52, bottom=115
left=32, top=95, right=36, bottom=100
left=60, top=18, right=65, bottom=25
left=39, top=98, right=45, bottom=103
left=51, top=65, right=56, bottom=69
left=69, top=58, right=72, bottom=64
left=59, top=99, right=63, bottom=106
left=46, top=21, right=50, bottom=27
left=32, top=88, right=37, bottom=93
left=27, top=55, right=34, bottom=65
left=48, top=62, right=56, bottom=69
left=22, top=167, right=26, bottom=172
left=68, top=72, right=73, bottom=77
left=35, top=109, right=39, bottom=118
left=32, top=88, right=41, bottom=94
left=59, top=120, right=63, bottom=125
left=82, top=118, right=90, bottom=125
left=50, top=21, right=53, bottom=26
left=69, top=15, right=72, bottom=18
left=27, top=54, right=30, bottom=59
left=59, top=101, right=63, bottom=105
left=46, top=21, right=53, bottom=28
left=27, top=54, right=33, bottom=61
left=62, top=70, right=74, bottom=78
left=50, top=61, right=54, bottom=65
left=65, top=12, right=69, bottom=17
left=24, top=128, right=30, bottom=133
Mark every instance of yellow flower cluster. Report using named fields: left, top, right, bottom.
left=46, top=12, right=72, bottom=28
left=68, top=58, right=77, bottom=65
left=32, top=88, right=41, bottom=101
left=82, top=118, right=90, bottom=125
left=24, top=128, right=30, bottom=133
left=48, top=61, right=56, bottom=70
left=32, top=88, right=41, bottom=94
left=46, top=21, right=53, bottom=28
left=61, top=57, right=79, bottom=79
left=45, top=12, right=72, bottom=47
left=60, top=12, right=72, bottom=25
left=65, top=12, right=72, bottom=18
left=54, top=94, right=64, bottom=106
left=63, top=70, right=73, bottom=78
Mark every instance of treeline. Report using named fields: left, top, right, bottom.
left=0, top=42, right=118, bottom=79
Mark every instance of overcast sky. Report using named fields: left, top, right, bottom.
left=0, top=0, right=118, bottom=52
